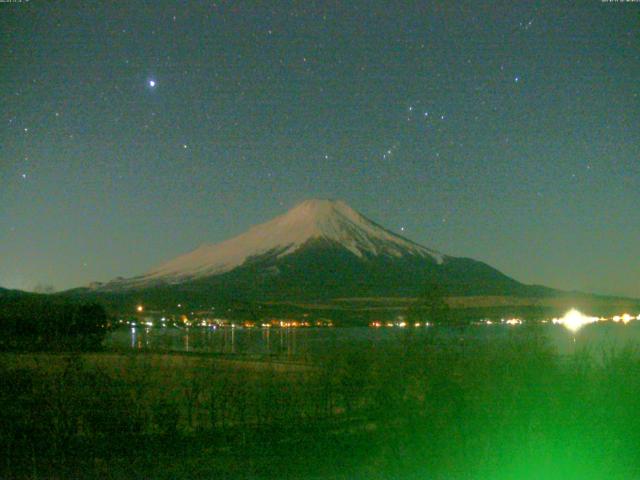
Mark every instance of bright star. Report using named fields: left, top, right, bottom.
left=149, top=80, right=156, bottom=88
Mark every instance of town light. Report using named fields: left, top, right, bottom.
left=552, top=308, right=598, bottom=333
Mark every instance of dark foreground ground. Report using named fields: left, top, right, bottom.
left=2, top=327, right=640, bottom=479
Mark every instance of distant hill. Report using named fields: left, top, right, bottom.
left=0, top=287, right=35, bottom=299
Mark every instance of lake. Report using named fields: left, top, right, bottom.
left=104, top=321, right=640, bottom=359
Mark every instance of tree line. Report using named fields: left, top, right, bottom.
left=0, top=294, right=108, bottom=351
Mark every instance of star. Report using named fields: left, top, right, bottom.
left=148, top=79, right=156, bottom=88
left=514, top=76, right=520, bottom=83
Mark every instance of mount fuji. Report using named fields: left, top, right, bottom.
left=94, top=199, right=540, bottom=301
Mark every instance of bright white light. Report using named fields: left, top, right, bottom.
left=552, top=308, right=599, bottom=333
left=149, top=80, right=156, bottom=87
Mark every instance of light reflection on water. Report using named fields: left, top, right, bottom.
left=104, top=322, right=640, bottom=358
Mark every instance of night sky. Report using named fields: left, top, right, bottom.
left=1, top=1, right=639, bottom=297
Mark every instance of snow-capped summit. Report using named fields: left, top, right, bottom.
left=123, top=199, right=444, bottom=287
left=91, top=198, right=532, bottom=300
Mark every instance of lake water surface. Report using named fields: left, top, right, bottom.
left=105, top=322, right=640, bottom=358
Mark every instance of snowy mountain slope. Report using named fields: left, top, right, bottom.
left=92, top=198, right=539, bottom=302
left=65, top=200, right=637, bottom=309
left=108, top=199, right=446, bottom=289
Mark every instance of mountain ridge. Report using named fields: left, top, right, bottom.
left=6, top=199, right=635, bottom=320
left=102, top=199, right=447, bottom=291
left=87, top=198, right=543, bottom=303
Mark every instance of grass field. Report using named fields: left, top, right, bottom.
left=2, top=330, right=640, bottom=479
